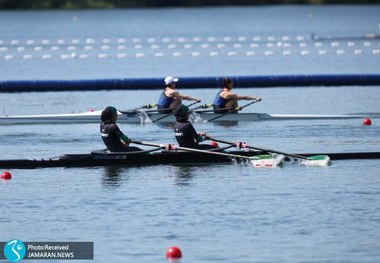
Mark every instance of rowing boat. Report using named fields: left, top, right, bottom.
left=1, top=149, right=379, bottom=169
left=0, top=110, right=373, bottom=125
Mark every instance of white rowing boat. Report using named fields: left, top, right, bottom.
left=0, top=110, right=372, bottom=125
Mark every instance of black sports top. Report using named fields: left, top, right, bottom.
left=174, top=120, right=204, bottom=148
left=100, top=122, right=129, bottom=152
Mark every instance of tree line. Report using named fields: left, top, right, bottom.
left=0, top=0, right=379, bottom=9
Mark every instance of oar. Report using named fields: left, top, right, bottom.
left=192, top=103, right=213, bottom=111
left=190, top=103, right=213, bottom=113
left=141, top=108, right=173, bottom=113
left=209, top=137, right=330, bottom=166
left=132, top=141, right=284, bottom=167
left=206, top=99, right=261, bottom=122
left=151, top=101, right=200, bottom=123
left=194, top=106, right=232, bottom=113
left=119, top=103, right=157, bottom=114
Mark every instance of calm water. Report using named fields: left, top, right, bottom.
left=0, top=5, right=380, bottom=80
left=1, top=6, right=380, bottom=263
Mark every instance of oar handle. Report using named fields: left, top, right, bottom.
left=237, top=99, right=261, bottom=110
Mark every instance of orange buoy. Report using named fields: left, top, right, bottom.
left=1, top=171, right=12, bottom=180
left=166, top=246, right=182, bottom=259
left=363, top=118, right=372, bottom=126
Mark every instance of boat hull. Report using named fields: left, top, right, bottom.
left=0, top=111, right=369, bottom=125
left=0, top=150, right=262, bottom=169
left=0, top=150, right=379, bottom=169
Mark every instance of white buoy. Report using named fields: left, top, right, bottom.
left=116, top=53, right=127, bottom=58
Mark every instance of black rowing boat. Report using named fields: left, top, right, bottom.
left=0, top=149, right=379, bottom=169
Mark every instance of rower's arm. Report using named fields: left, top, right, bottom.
left=189, top=124, right=204, bottom=143
left=116, top=128, right=131, bottom=143
left=170, top=90, right=201, bottom=102
left=120, top=134, right=130, bottom=143
left=223, top=91, right=260, bottom=101
left=236, top=95, right=261, bottom=100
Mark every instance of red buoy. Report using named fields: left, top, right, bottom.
left=363, top=118, right=372, bottom=126
left=166, top=246, right=182, bottom=259
left=210, top=141, right=219, bottom=148
left=1, top=171, right=12, bottom=180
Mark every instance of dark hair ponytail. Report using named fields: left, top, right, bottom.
left=101, top=106, right=117, bottom=123
left=223, top=77, right=232, bottom=88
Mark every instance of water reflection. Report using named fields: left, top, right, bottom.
left=101, top=166, right=126, bottom=187
left=213, top=121, right=239, bottom=127
left=173, top=165, right=196, bottom=186
left=155, top=122, right=175, bottom=129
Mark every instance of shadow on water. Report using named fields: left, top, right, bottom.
left=173, top=165, right=197, bottom=186
left=213, top=121, right=239, bottom=127
left=155, top=122, right=175, bottom=129
left=101, top=166, right=128, bottom=187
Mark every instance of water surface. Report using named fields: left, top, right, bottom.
left=1, top=6, right=380, bottom=262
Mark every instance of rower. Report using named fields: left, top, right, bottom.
left=213, top=77, right=261, bottom=113
left=157, top=76, right=201, bottom=113
left=100, top=106, right=141, bottom=152
left=173, top=104, right=215, bottom=150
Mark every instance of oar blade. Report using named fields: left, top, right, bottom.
left=301, top=155, right=331, bottom=166
left=250, top=154, right=285, bottom=168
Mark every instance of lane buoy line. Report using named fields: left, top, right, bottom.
left=2, top=49, right=379, bottom=60
left=1, top=35, right=379, bottom=47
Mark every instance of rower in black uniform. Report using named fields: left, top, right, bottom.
left=100, top=106, right=141, bottom=152
left=173, top=104, right=216, bottom=150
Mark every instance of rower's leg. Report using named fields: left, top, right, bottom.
left=225, top=100, right=238, bottom=112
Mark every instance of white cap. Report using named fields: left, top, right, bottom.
left=164, top=76, right=178, bottom=85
